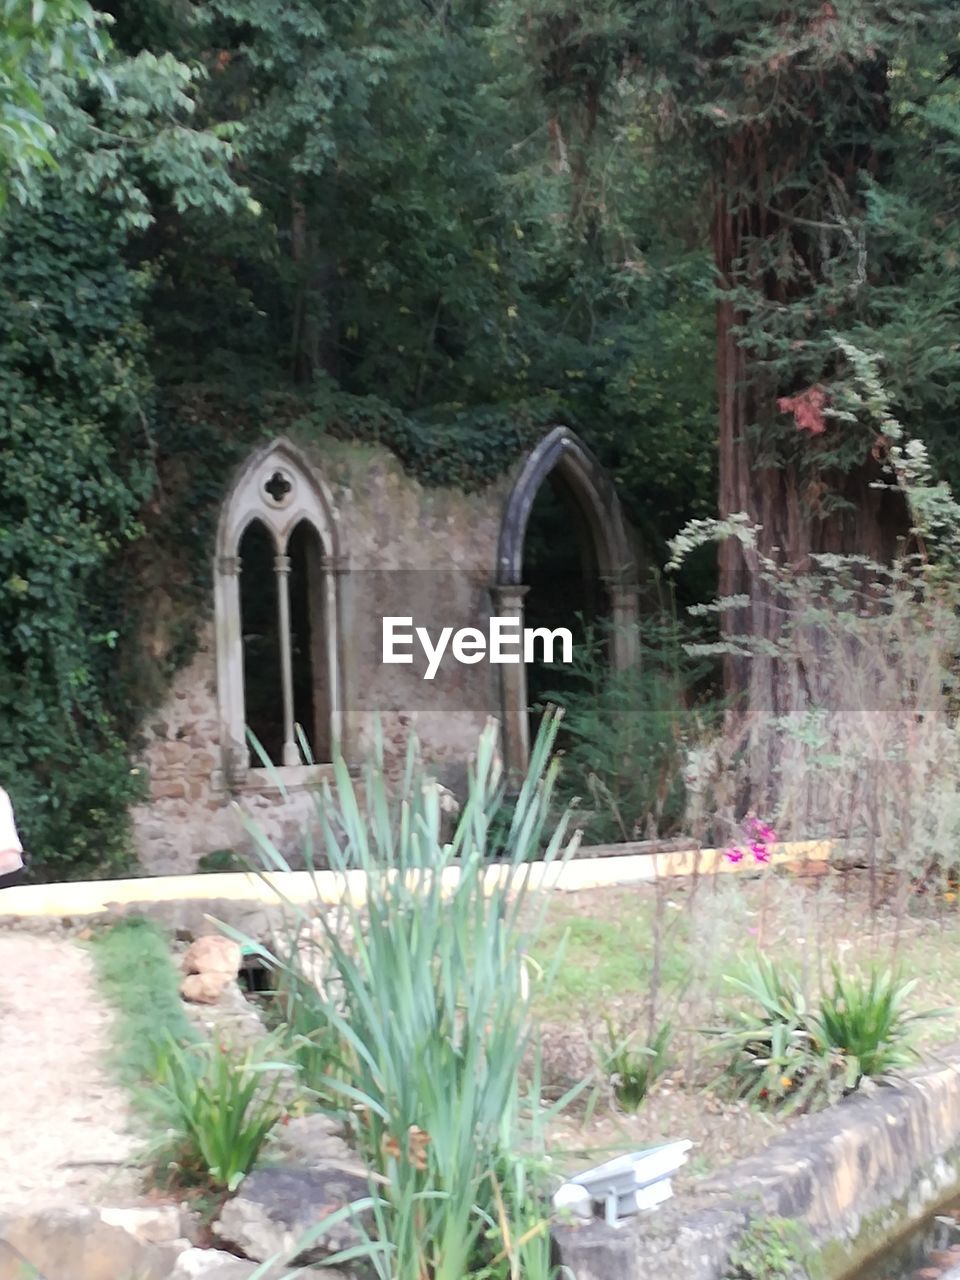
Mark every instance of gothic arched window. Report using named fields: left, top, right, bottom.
left=214, top=442, right=342, bottom=787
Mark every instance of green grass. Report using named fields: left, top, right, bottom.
left=530, top=904, right=691, bottom=1018
left=88, top=916, right=197, bottom=1084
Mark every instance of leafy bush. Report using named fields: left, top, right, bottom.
left=602, top=1018, right=672, bottom=1111
left=233, top=716, right=577, bottom=1280
left=711, top=955, right=943, bottom=1114
left=149, top=1031, right=290, bottom=1191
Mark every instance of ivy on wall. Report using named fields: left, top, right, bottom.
left=0, top=192, right=152, bottom=877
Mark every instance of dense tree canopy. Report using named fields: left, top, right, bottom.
left=4, top=0, right=960, bottom=873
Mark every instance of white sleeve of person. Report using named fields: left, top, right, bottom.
left=0, top=787, right=24, bottom=876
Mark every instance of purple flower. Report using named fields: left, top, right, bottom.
left=724, top=846, right=745, bottom=864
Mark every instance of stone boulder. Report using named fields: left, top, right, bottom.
left=181, top=935, right=242, bottom=1003
left=182, top=971, right=236, bottom=1004
left=182, top=935, right=242, bottom=977
left=0, top=1207, right=188, bottom=1280
left=268, top=1111, right=358, bottom=1170
left=214, top=1165, right=373, bottom=1265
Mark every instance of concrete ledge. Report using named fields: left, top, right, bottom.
left=554, top=1047, right=960, bottom=1279
left=0, top=839, right=832, bottom=922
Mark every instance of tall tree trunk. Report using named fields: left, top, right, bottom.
left=712, top=145, right=908, bottom=815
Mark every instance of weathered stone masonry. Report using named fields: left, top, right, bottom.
left=132, top=429, right=639, bottom=875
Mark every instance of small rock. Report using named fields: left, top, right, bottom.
left=181, top=971, right=234, bottom=1004
left=182, top=935, right=242, bottom=977
left=213, top=1165, right=373, bottom=1265
left=270, top=1112, right=358, bottom=1169
left=98, top=1205, right=183, bottom=1245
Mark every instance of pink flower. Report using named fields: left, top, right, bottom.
left=725, top=815, right=777, bottom=867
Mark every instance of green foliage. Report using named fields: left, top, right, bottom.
left=292, top=389, right=554, bottom=492
left=541, top=610, right=720, bottom=843
left=229, top=716, right=577, bottom=1280
left=126, top=0, right=716, bottom=524
left=0, top=0, right=105, bottom=204
left=149, top=1029, right=290, bottom=1192
left=712, top=955, right=841, bottom=1115
left=91, top=918, right=290, bottom=1195
left=726, top=1216, right=823, bottom=1280
left=817, top=966, right=944, bottom=1086
left=195, top=848, right=243, bottom=874
left=0, top=2, right=252, bottom=877
left=711, top=954, right=942, bottom=1115
left=602, top=1017, right=672, bottom=1111
left=0, top=190, right=154, bottom=876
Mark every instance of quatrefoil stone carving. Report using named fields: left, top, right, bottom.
left=262, top=467, right=295, bottom=507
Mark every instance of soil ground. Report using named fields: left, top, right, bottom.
left=0, top=932, right=141, bottom=1210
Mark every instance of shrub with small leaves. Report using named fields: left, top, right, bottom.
left=726, top=1216, right=823, bottom=1280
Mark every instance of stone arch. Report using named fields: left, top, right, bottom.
left=214, top=439, right=344, bottom=787
left=494, top=426, right=639, bottom=774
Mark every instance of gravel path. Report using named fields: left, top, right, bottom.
left=0, top=932, right=142, bottom=1210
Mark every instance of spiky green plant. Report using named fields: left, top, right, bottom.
left=148, top=1030, right=290, bottom=1191
left=710, top=955, right=948, bottom=1115
left=602, top=1018, right=672, bottom=1112
left=707, top=954, right=841, bottom=1114
left=226, top=713, right=578, bottom=1280
left=816, top=965, right=945, bottom=1087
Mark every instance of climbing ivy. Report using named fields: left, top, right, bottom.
left=0, top=2, right=250, bottom=878
left=0, top=192, right=152, bottom=877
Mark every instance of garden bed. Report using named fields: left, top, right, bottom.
left=531, top=870, right=960, bottom=1185
left=2, top=850, right=957, bottom=1280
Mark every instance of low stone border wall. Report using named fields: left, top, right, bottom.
left=554, top=1046, right=960, bottom=1279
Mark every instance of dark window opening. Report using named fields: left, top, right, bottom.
left=289, top=520, right=331, bottom=763
left=239, top=519, right=284, bottom=765
left=522, top=468, right=607, bottom=744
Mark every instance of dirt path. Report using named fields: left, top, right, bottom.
left=0, top=931, right=142, bottom=1210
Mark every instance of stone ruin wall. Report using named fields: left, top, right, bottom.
left=132, top=439, right=507, bottom=876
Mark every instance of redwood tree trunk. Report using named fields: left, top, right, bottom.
left=712, top=157, right=908, bottom=816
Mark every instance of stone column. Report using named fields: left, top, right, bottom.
left=490, top=583, right=530, bottom=778
left=215, top=554, right=248, bottom=788
left=323, top=554, right=348, bottom=757
left=605, top=580, right=640, bottom=671
left=274, top=553, right=300, bottom=767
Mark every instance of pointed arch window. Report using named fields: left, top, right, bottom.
left=214, top=443, right=343, bottom=789
left=494, top=427, right=639, bottom=776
